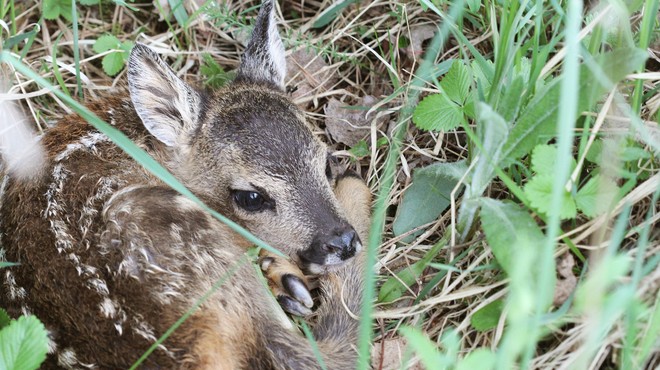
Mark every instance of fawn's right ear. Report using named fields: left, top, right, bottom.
left=128, top=43, right=202, bottom=147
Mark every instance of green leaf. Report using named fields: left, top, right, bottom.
left=312, top=0, right=358, bottom=28
left=200, top=53, right=233, bottom=88
left=470, top=103, right=509, bottom=198
left=585, top=140, right=603, bottom=163
left=412, top=93, right=465, bottom=131
left=455, top=348, right=496, bottom=370
left=500, top=48, right=648, bottom=167
left=0, top=262, right=18, bottom=268
left=79, top=0, right=100, bottom=5
left=575, top=174, right=619, bottom=218
left=120, top=41, right=135, bottom=61
left=43, top=0, right=72, bottom=20
left=466, top=0, right=481, bottom=12
left=348, top=140, right=370, bottom=158
left=0, top=309, right=10, bottom=329
left=620, top=146, right=652, bottom=162
left=470, top=59, right=493, bottom=98
left=3, top=29, right=38, bottom=51
left=0, top=315, right=48, bottom=370
left=102, top=52, right=126, bottom=76
left=167, top=0, right=189, bottom=26
left=524, top=174, right=577, bottom=220
left=93, top=35, right=120, bottom=54
left=442, top=60, right=470, bottom=105
left=531, top=144, right=576, bottom=174
left=479, top=199, right=545, bottom=275
left=393, top=160, right=467, bottom=238
left=498, top=75, right=525, bottom=122
left=470, top=299, right=504, bottom=331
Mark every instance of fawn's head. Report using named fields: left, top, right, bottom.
left=126, top=0, right=361, bottom=272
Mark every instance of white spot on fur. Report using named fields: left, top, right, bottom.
left=0, top=97, right=46, bottom=180
left=79, top=176, right=121, bottom=238
left=133, top=320, right=157, bottom=342
left=87, top=278, right=109, bottom=296
left=99, top=297, right=118, bottom=318
left=0, top=174, right=8, bottom=212
left=57, top=348, right=96, bottom=369
left=133, top=319, right=173, bottom=356
left=20, top=305, right=31, bottom=316
left=58, top=348, right=78, bottom=368
left=54, top=132, right=110, bottom=162
left=47, top=330, right=58, bottom=354
left=4, top=270, right=27, bottom=300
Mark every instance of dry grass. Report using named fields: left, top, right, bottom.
left=2, top=0, right=659, bottom=369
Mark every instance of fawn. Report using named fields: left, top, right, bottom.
left=0, top=1, right=371, bottom=368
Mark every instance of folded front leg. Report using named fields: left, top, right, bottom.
left=259, top=250, right=315, bottom=316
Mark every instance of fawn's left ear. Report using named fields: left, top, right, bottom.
left=234, top=0, right=286, bottom=90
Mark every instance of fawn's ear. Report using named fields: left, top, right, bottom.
left=128, top=43, right=202, bottom=147
left=234, top=0, right=286, bottom=90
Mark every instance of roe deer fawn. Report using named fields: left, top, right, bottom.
left=0, top=1, right=372, bottom=368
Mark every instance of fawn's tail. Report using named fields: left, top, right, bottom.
left=0, top=71, right=46, bottom=180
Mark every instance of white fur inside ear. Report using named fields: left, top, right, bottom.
left=267, top=4, right=286, bottom=87
left=128, top=44, right=200, bottom=147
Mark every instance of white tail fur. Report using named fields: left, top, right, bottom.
left=0, top=79, right=46, bottom=180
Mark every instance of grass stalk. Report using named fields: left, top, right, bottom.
left=524, top=0, right=583, bottom=367
left=630, top=0, right=659, bottom=114
left=71, top=0, right=82, bottom=99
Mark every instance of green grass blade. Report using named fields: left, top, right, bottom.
left=523, top=0, right=582, bottom=367
left=630, top=0, right=659, bottom=114
left=71, top=0, right=82, bottom=98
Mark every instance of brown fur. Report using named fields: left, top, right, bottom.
left=0, top=1, right=371, bottom=369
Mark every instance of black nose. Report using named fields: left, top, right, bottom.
left=322, top=227, right=358, bottom=260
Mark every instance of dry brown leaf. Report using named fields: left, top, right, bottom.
left=324, top=96, right=381, bottom=146
left=553, top=252, right=577, bottom=306
left=286, top=49, right=337, bottom=104
left=371, top=337, right=423, bottom=370
left=403, top=25, right=436, bottom=58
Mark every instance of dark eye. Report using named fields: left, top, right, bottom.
left=232, top=190, right=268, bottom=212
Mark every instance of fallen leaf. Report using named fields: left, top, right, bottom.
left=286, top=49, right=337, bottom=105
left=324, top=96, right=381, bottom=146
left=553, top=252, right=577, bottom=306
left=371, top=337, right=423, bottom=370
left=404, top=25, right=436, bottom=58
